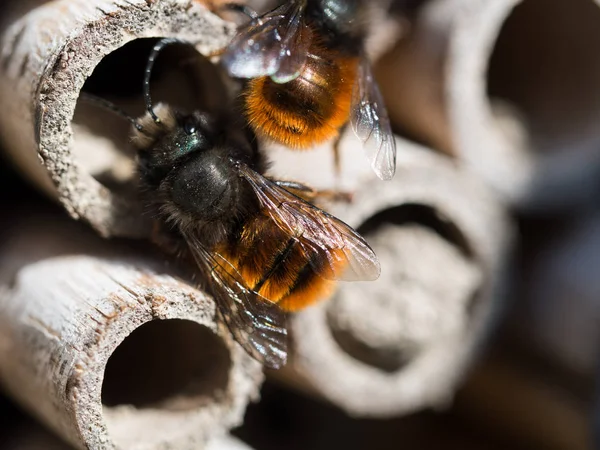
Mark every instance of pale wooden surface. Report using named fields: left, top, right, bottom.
left=0, top=214, right=263, bottom=450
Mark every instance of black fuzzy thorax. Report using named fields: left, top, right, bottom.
left=134, top=106, right=268, bottom=250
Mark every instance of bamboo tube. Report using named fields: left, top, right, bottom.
left=0, top=0, right=235, bottom=238
left=376, top=0, right=600, bottom=211
left=0, top=214, right=263, bottom=450
left=265, top=135, right=513, bottom=417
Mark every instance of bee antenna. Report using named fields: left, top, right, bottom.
left=144, top=38, right=182, bottom=124
left=79, top=92, right=146, bottom=133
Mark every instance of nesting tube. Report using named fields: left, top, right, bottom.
left=0, top=214, right=263, bottom=450
left=265, top=135, right=513, bottom=417
left=376, top=0, right=600, bottom=211
left=0, top=0, right=234, bottom=237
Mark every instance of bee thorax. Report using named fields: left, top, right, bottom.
left=170, top=156, right=238, bottom=221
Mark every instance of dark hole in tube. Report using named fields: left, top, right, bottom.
left=329, top=204, right=476, bottom=373
left=102, top=319, right=230, bottom=410
left=81, top=38, right=225, bottom=110
left=487, top=0, right=600, bottom=155
left=73, top=38, right=228, bottom=194
left=357, top=203, right=474, bottom=259
left=329, top=325, right=417, bottom=374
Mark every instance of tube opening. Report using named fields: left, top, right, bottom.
left=73, top=38, right=228, bottom=195
left=487, top=0, right=600, bottom=156
left=102, top=319, right=231, bottom=410
left=328, top=204, right=477, bottom=372
left=358, top=203, right=473, bottom=258
left=329, top=324, right=417, bottom=373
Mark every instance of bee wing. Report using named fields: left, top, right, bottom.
left=237, top=164, right=381, bottom=283
left=183, top=231, right=287, bottom=369
left=221, top=0, right=310, bottom=83
left=351, top=57, right=397, bottom=181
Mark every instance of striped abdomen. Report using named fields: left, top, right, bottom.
left=216, top=213, right=344, bottom=311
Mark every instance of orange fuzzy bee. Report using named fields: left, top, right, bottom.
left=220, top=0, right=398, bottom=180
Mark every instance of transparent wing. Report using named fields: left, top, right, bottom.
left=221, top=0, right=310, bottom=83
left=237, top=163, right=381, bottom=282
left=182, top=230, right=287, bottom=369
left=351, top=57, right=397, bottom=181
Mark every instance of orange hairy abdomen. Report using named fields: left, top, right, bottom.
left=216, top=214, right=346, bottom=312
left=244, top=42, right=358, bottom=149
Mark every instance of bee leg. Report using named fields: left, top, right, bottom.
left=205, top=47, right=226, bottom=58
left=273, top=180, right=353, bottom=204
left=332, top=122, right=349, bottom=186
left=333, top=135, right=342, bottom=181
left=151, top=221, right=188, bottom=258
left=150, top=222, right=200, bottom=282
left=315, top=189, right=354, bottom=204
left=217, top=2, right=259, bottom=20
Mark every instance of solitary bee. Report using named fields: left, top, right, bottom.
left=85, top=38, right=380, bottom=369
left=218, top=0, right=397, bottom=181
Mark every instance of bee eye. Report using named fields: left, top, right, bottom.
left=184, top=119, right=197, bottom=135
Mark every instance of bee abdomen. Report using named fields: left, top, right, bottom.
left=245, top=45, right=358, bottom=149
left=219, top=219, right=338, bottom=312
left=251, top=235, right=335, bottom=312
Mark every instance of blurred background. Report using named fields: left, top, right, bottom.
left=1, top=0, right=600, bottom=449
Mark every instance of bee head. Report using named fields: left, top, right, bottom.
left=134, top=105, right=216, bottom=174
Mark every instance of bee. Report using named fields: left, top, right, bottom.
left=217, top=0, right=397, bottom=181
left=83, top=38, right=380, bottom=369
